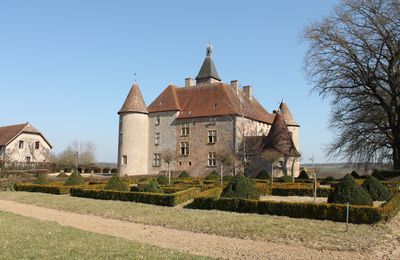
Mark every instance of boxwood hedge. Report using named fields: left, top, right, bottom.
left=14, top=183, right=71, bottom=195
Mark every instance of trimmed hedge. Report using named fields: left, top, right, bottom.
left=104, top=175, right=129, bottom=192
left=70, top=187, right=201, bottom=207
left=221, top=175, right=259, bottom=199
left=14, top=183, right=71, bottom=195
left=64, top=170, right=85, bottom=186
left=297, top=170, right=309, bottom=180
left=362, top=175, right=392, bottom=201
left=205, top=171, right=220, bottom=181
left=189, top=192, right=400, bottom=224
left=272, top=187, right=333, bottom=197
left=372, top=169, right=400, bottom=180
left=256, top=170, right=270, bottom=179
left=328, top=174, right=373, bottom=206
left=156, top=175, right=169, bottom=185
left=280, top=175, right=293, bottom=183
left=178, top=171, right=190, bottom=178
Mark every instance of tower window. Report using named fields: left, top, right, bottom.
left=181, top=123, right=189, bottom=136
left=35, top=141, right=40, bottom=149
left=19, top=140, right=24, bottom=149
left=208, top=152, right=216, bottom=167
left=153, top=153, right=161, bottom=167
left=208, top=130, right=217, bottom=144
left=155, top=133, right=160, bottom=145
left=180, top=142, right=189, bottom=156
left=155, top=116, right=160, bottom=126
left=122, top=155, right=128, bottom=165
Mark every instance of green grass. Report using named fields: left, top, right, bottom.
left=0, top=211, right=209, bottom=260
left=0, top=191, right=389, bottom=252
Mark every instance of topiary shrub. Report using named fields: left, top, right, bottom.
left=57, top=172, right=68, bottom=178
left=156, top=175, right=169, bottom=185
left=280, top=175, right=293, bottom=183
left=205, top=171, right=220, bottom=181
left=362, top=175, right=392, bottom=201
left=33, top=174, right=49, bottom=185
left=104, top=175, right=129, bottom=191
left=223, top=175, right=234, bottom=182
left=143, top=180, right=162, bottom=193
left=351, top=170, right=361, bottom=179
left=178, top=171, right=190, bottom=178
left=64, top=170, right=85, bottom=186
left=327, top=174, right=372, bottom=205
left=221, top=174, right=259, bottom=199
left=298, top=170, right=309, bottom=179
left=256, top=170, right=270, bottom=179
left=325, top=176, right=335, bottom=181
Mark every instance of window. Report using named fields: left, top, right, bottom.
left=122, top=155, right=128, bottom=165
left=207, top=117, right=216, bottom=125
left=19, top=140, right=24, bottom=149
left=26, top=156, right=31, bottom=163
left=208, top=152, right=216, bottom=167
left=35, top=141, right=40, bottom=149
left=153, top=153, right=161, bottom=167
left=180, top=142, right=189, bottom=156
left=155, top=116, right=160, bottom=126
left=208, top=130, right=217, bottom=144
left=119, top=133, right=123, bottom=145
left=155, top=133, right=160, bottom=145
left=181, top=123, right=189, bottom=136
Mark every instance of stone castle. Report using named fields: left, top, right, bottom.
left=117, top=45, right=300, bottom=177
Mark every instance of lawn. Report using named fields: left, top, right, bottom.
left=0, top=210, right=209, bottom=260
left=0, top=191, right=390, bottom=252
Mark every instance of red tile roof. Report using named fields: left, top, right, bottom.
left=0, top=123, right=52, bottom=148
left=119, top=83, right=148, bottom=114
left=279, top=101, right=298, bottom=126
left=148, top=83, right=275, bottom=124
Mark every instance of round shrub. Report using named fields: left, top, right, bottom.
left=205, top=171, right=220, bottom=180
left=111, top=168, right=118, bottom=174
left=33, top=174, right=49, bottom=185
left=298, top=170, right=309, bottom=179
left=327, top=174, right=372, bottom=205
left=351, top=170, right=361, bottom=179
left=143, top=180, right=162, bottom=193
left=221, top=174, right=259, bottom=199
left=361, top=175, right=392, bottom=201
left=156, top=175, right=169, bottom=185
left=179, top=171, right=190, bottom=178
left=280, top=175, right=293, bottom=183
left=57, top=172, right=68, bottom=178
left=104, top=175, right=129, bottom=191
left=223, top=175, right=234, bottom=182
left=256, top=170, right=270, bottom=179
left=64, top=170, right=85, bottom=186
left=325, top=176, right=335, bottom=181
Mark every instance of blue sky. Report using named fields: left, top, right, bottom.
left=0, top=0, right=339, bottom=163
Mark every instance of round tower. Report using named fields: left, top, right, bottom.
left=118, top=82, right=149, bottom=176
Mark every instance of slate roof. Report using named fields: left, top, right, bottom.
left=195, top=44, right=221, bottom=82
left=0, top=123, right=52, bottom=148
left=147, top=83, right=275, bottom=124
left=119, top=82, right=148, bottom=114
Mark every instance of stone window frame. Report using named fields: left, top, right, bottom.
left=208, top=152, right=216, bottom=167
left=155, top=116, right=161, bottom=126
left=207, top=130, right=217, bottom=144
left=153, top=153, right=161, bottom=167
left=122, top=155, right=128, bottom=165
left=180, top=142, right=189, bottom=156
left=155, top=133, right=161, bottom=145
left=181, top=123, right=190, bottom=136
left=35, top=141, right=40, bottom=149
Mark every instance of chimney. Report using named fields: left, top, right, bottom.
left=243, top=85, right=253, bottom=100
left=185, top=78, right=195, bottom=87
left=231, top=80, right=239, bottom=94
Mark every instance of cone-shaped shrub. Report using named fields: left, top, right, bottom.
left=57, top=172, right=68, bottom=178
left=362, top=175, right=392, bottom=201
left=256, top=169, right=270, bottom=179
left=179, top=171, right=190, bottom=178
left=156, top=175, right=169, bottom=185
left=327, top=174, right=372, bottom=205
left=298, top=170, right=309, bottom=179
left=33, top=174, right=49, bottom=185
left=221, top=174, right=259, bottom=199
left=143, top=180, right=162, bottom=193
left=351, top=170, right=361, bottom=179
left=104, top=175, right=129, bottom=191
left=205, top=171, right=220, bottom=180
left=64, top=170, right=85, bottom=186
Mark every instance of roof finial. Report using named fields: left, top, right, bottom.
left=206, top=42, right=212, bottom=56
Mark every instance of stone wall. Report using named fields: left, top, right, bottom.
left=3, top=133, right=51, bottom=163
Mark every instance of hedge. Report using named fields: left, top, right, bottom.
left=14, top=183, right=71, bottom=195
left=70, top=187, right=201, bottom=207
left=272, top=187, right=333, bottom=197
left=190, top=194, right=400, bottom=224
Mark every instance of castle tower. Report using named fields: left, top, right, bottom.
left=195, top=43, right=221, bottom=84
left=118, top=82, right=149, bottom=176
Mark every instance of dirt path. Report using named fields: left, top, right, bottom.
left=0, top=199, right=377, bottom=259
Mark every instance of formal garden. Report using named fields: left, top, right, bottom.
left=8, top=167, right=400, bottom=224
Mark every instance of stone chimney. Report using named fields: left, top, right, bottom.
left=243, top=85, right=253, bottom=100
left=185, top=78, right=195, bottom=87
left=231, top=80, right=239, bottom=94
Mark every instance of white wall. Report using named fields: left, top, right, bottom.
left=3, top=133, right=51, bottom=163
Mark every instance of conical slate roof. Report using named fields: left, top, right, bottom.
left=279, top=101, right=298, bottom=126
left=195, top=44, right=221, bottom=82
left=118, top=82, right=148, bottom=114
left=263, top=112, right=300, bottom=157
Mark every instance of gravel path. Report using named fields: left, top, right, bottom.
left=0, top=199, right=389, bottom=259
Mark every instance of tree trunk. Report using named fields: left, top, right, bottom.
left=393, top=145, right=400, bottom=171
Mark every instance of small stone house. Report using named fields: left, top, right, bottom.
left=0, top=122, right=52, bottom=164
left=118, top=45, right=300, bottom=177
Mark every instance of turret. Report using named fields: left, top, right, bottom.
left=118, top=82, right=149, bottom=176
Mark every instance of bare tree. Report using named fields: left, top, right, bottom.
left=161, top=149, right=175, bottom=185
left=216, top=149, right=235, bottom=186
left=57, top=140, right=97, bottom=170
left=304, top=0, right=400, bottom=169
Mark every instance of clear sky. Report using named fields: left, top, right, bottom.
left=0, top=0, right=340, bottom=163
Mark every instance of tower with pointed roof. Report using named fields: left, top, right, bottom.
left=195, top=44, right=221, bottom=84
left=118, top=82, right=149, bottom=176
